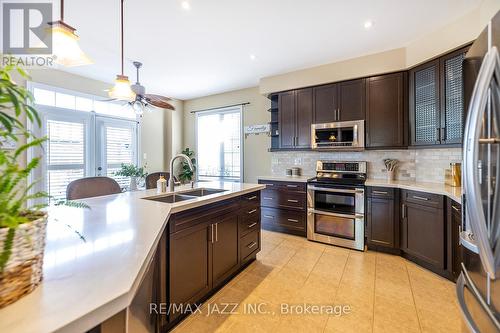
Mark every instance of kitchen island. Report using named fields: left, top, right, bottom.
left=0, top=181, right=264, bottom=333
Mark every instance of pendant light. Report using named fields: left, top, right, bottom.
left=48, top=0, right=92, bottom=67
left=109, top=0, right=136, bottom=101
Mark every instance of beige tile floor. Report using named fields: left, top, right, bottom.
left=173, top=230, right=464, bottom=333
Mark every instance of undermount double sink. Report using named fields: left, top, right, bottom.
left=143, top=188, right=227, bottom=204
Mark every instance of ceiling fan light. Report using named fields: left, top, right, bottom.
left=109, top=75, right=136, bottom=101
left=131, top=101, right=144, bottom=115
left=50, top=21, right=93, bottom=67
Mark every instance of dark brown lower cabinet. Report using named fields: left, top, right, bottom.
left=165, top=192, right=261, bottom=329
left=366, top=187, right=400, bottom=253
left=169, top=222, right=212, bottom=322
left=401, top=190, right=445, bottom=275
left=258, top=179, right=306, bottom=236
left=212, top=213, right=240, bottom=288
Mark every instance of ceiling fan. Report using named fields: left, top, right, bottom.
left=128, top=61, right=175, bottom=114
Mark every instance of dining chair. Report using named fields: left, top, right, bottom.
left=66, top=177, right=122, bottom=200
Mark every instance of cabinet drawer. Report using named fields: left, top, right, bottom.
left=258, top=179, right=306, bottom=192
left=240, top=230, right=260, bottom=262
left=241, top=206, right=260, bottom=222
left=367, top=186, right=395, bottom=199
left=261, top=207, right=306, bottom=233
left=402, top=190, right=443, bottom=208
left=239, top=215, right=260, bottom=237
left=240, top=191, right=260, bottom=206
left=261, top=189, right=306, bottom=211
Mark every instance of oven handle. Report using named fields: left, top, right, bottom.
left=307, top=186, right=364, bottom=194
left=308, top=208, right=364, bottom=220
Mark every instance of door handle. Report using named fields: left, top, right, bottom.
left=401, top=204, right=406, bottom=219
left=412, top=195, right=429, bottom=201
left=287, top=218, right=299, bottom=223
left=215, top=223, right=218, bottom=242
left=452, top=205, right=461, bottom=213
left=263, top=197, right=273, bottom=200
left=210, top=224, right=214, bottom=243
left=248, top=209, right=257, bottom=214
left=263, top=215, right=274, bottom=219
left=247, top=222, right=257, bottom=228
left=287, top=199, right=299, bottom=203
left=247, top=195, right=257, bottom=201
left=286, top=184, right=298, bottom=188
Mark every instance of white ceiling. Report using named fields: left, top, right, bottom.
left=58, top=0, right=482, bottom=100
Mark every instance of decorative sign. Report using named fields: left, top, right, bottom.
left=244, top=124, right=270, bottom=135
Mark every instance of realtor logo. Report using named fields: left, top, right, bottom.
left=2, top=3, right=52, bottom=54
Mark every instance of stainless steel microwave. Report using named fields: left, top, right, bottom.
left=311, top=120, right=365, bottom=150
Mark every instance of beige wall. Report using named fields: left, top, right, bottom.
left=183, top=87, right=271, bottom=183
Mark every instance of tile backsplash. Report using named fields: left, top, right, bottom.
left=271, top=148, right=462, bottom=183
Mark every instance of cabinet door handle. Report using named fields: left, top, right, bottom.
left=247, top=242, right=257, bottom=249
left=210, top=224, right=214, bottom=243
left=452, top=205, right=461, bottom=213
left=372, top=190, right=388, bottom=195
left=263, top=197, right=273, bottom=200
left=266, top=183, right=274, bottom=186
left=286, top=184, right=298, bottom=188
left=248, top=222, right=257, bottom=228
left=402, top=204, right=406, bottom=219
left=215, top=223, right=218, bottom=242
left=287, top=199, right=299, bottom=203
left=247, top=195, right=257, bottom=201
left=287, top=218, right=299, bottom=223
left=248, top=209, right=257, bottom=215
left=264, top=215, right=274, bottom=219
left=338, top=109, right=341, bottom=120
left=412, top=195, right=429, bottom=201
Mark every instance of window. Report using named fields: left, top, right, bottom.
left=196, top=106, right=242, bottom=182
left=28, top=83, right=140, bottom=202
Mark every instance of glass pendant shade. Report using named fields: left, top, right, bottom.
left=50, top=21, right=92, bottom=67
left=131, top=101, right=144, bottom=115
left=109, top=75, right=136, bottom=101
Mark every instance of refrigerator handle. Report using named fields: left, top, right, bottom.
left=456, top=266, right=500, bottom=333
left=463, top=46, right=500, bottom=279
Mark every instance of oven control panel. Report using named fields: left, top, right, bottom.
left=316, top=161, right=367, bottom=174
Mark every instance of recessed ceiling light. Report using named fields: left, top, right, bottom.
left=364, top=20, right=373, bottom=29
left=249, top=54, right=257, bottom=61
left=181, top=1, right=191, bottom=10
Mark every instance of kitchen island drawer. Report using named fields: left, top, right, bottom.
left=261, top=189, right=306, bottom=211
left=241, top=206, right=261, bottom=222
left=240, top=230, right=260, bottom=262
left=261, top=207, right=306, bottom=236
left=240, top=191, right=260, bottom=207
left=239, top=216, right=260, bottom=237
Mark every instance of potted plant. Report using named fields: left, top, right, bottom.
left=114, top=163, right=147, bottom=191
left=179, top=148, right=196, bottom=183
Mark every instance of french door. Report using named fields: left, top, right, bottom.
left=95, top=117, right=138, bottom=188
left=32, top=108, right=138, bottom=202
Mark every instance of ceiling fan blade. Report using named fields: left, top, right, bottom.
left=148, top=99, right=175, bottom=110
left=144, top=94, right=172, bottom=102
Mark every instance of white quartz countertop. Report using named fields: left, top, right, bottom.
left=258, top=175, right=312, bottom=183
left=0, top=182, right=265, bottom=333
left=365, top=179, right=462, bottom=203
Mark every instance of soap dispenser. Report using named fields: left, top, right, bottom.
left=157, top=175, right=167, bottom=194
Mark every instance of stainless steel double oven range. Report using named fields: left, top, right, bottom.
left=307, top=161, right=366, bottom=251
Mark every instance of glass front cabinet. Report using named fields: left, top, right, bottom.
left=409, top=46, right=469, bottom=147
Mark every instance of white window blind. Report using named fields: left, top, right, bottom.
left=46, top=119, right=86, bottom=201
left=196, top=106, right=242, bottom=182
left=104, top=125, right=135, bottom=187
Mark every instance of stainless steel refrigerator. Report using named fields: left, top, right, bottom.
left=460, top=9, right=500, bottom=333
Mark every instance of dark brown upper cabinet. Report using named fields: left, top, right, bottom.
left=366, top=72, right=406, bottom=148
left=409, top=46, right=469, bottom=147
left=338, top=79, right=366, bottom=121
left=312, top=84, right=337, bottom=123
left=278, top=88, right=313, bottom=149
left=313, top=79, right=365, bottom=123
